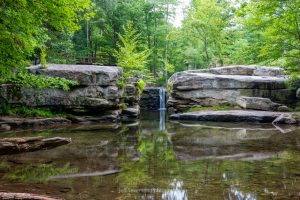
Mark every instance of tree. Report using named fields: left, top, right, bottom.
left=182, top=0, right=230, bottom=68
left=115, top=22, right=151, bottom=81
left=0, top=0, right=92, bottom=74
left=238, top=0, right=300, bottom=72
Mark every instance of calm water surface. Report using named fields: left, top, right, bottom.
left=0, top=112, right=299, bottom=200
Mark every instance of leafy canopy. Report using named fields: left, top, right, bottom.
left=0, top=0, right=92, bottom=74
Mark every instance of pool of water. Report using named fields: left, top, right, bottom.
left=0, top=112, right=299, bottom=199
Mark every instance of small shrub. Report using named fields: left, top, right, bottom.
left=137, top=79, right=146, bottom=95
left=40, top=47, right=47, bottom=69
left=286, top=74, right=300, bottom=90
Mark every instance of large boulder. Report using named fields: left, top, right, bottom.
left=168, top=66, right=296, bottom=112
left=27, top=64, right=122, bottom=86
left=0, top=64, right=141, bottom=121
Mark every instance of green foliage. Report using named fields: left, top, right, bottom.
left=237, top=0, right=300, bottom=71
left=0, top=103, right=66, bottom=118
left=137, top=79, right=146, bottom=95
left=0, top=162, right=10, bottom=171
left=181, top=0, right=230, bottom=68
left=4, top=164, right=77, bottom=184
left=0, top=71, right=78, bottom=91
left=0, top=0, right=93, bottom=73
left=286, top=74, right=300, bottom=90
left=115, top=22, right=151, bottom=81
left=40, top=47, right=47, bottom=69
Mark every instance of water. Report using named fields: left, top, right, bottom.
left=0, top=113, right=299, bottom=200
left=159, top=88, right=166, bottom=111
left=159, top=88, right=166, bottom=131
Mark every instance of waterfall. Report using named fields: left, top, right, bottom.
left=159, top=88, right=166, bottom=131
left=159, top=88, right=166, bottom=110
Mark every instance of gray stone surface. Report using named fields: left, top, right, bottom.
left=236, top=96, right=281, bottom=111
left=1, top=64, right=141, bottom=121
left=27, top=64, right=122, bottom=86
left=168, top=66, right=295, bottom=112
left=170, top=110, right=297, bottom=123
left=140, top=87, right=162, bottom=110
left=272, top=114, right=298, bottom=124
left=0, top=84, right=120, bottom=109
left=122, top=105, right=140, bottom=117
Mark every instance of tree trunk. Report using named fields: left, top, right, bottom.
left=0, top=137, right=71, bottom=155
left=0, top=192, right=61, bottom=200
left=153, top=6, right=158, bottom=80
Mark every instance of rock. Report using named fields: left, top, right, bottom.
left=236, top=96, right=281, bottom=111
left=140, top=87, right=163, bottom=110
left=0, top=137, right=71, bottom=155
left=170, top=110, right=289, bottom=123
left=0, top=64, right=142, bottom=121
left=173, top=73, right=286, bottom=91
left=185, top=65, right=285, bottom=77
left=0, top=117, right=71, bottom=129
left=122, top=105, right=140, bottom=117
left=277, top=105, right=290, bottom=112
left=272, top=114, right=298, bottom=124
left=0, top=124, right=11, bottom=131
left=168, top=66, right=296, bottom=112
left=123, top=84, right=139, bottom=106
left=27, top=64, right=122, bottom=86
left=0, top=84, right=120, bottom=110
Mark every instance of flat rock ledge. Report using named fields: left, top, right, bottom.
left=0, top=117, right=72, bottom=131
left=0, top=137, right=71, bottom=155
left=170, top=110, right=298, bottom=124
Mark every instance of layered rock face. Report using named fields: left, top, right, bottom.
left=168, top=65, right=296, bottom=112
left=140, top=87, right=162, bottom=110
left=0, top=64, right=140, bottom=121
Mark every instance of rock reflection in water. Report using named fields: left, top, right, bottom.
left=0, top=113, right=299, bottom=199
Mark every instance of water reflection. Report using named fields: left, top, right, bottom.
left=160, top=110, right=166, bottom=131
left=162, top=179, right=188, bottom=200
left=229, top=187, right=257, bottom=200
left=0, top=113, right=299, bottom=199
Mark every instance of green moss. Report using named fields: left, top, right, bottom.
left=0, top=103, right=67, bottom=118
left=186, top=105, right=241, bottom=112
left=0, top=162, right=10, bottom=171
left=4, top=163, right=78, bottom=184
left=0, top=71, right=78, bottom=91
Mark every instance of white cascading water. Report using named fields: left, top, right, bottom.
left=159, top=88, right=166, bottom=131
left=159, top=88, right=166, bottom=111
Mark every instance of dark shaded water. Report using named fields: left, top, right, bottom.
left=0, top=112, right=300, bottom=200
